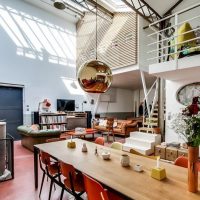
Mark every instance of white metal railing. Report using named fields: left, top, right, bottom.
left=147, top=2, right=200, bottom=66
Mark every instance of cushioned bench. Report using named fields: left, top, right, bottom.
left=17, top=125, right=61, bottom=151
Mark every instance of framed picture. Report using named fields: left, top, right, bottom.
left=176, top=82, right=200, bottom=106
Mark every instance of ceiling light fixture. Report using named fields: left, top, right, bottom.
left=53, top=0, right=66, bottom=10
left=77, top=0, right=112, bottom=93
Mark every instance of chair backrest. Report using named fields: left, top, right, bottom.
left=106, top=118, right=114, bottom=131
left=40, top=151, right=51, bottom=165
left=95, top=137, right=105, bottom=146
left=83, top=173, right=109, bottom=200
left=174, top=156, right=188, bottom=168
left=110, top=142, right=122, bottom=150
left=130, top=149, right=158, bottom=160
left=60, top=162, right=76, bottom=180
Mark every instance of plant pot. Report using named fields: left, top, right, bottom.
left=188, top=146, right=199, bottom=193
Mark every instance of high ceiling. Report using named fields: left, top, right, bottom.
left=137, top=0, right=179, bottom=16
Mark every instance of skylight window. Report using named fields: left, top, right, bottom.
left=100, top=0, right=131, bottom=12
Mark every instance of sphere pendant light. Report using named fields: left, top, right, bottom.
left=77, top=0, right=112, bottom=93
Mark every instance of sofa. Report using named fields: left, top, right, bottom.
left=17, top=125, right=61, bottom=151
left=93, top=119, right=138, bottom=137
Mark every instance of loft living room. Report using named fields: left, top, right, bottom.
left=0, top=0, right=200, bottom=200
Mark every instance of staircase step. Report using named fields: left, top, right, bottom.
left=125, top=138, right=155, bottom=149
left=139, top=127, right=154, bottom=132
left=146, top=117, right=158, bottom=122
left=143, top=122, right=158, bottom=126
left=129, top=131, right=161, bottom=145
left=122, top=143, right=154, bottom=155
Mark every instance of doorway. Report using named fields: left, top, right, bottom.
left=0, top=85, right=23, bottom=140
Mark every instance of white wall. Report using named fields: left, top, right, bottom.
left=164, top=0, right=200, bottom=143
left=165, top=79, right=200, bottom=143
left=0, top=0, right=81, bottom=124
left=138, top=16, right=157, bottom=71
left=97, top=88, right=134, bottom=113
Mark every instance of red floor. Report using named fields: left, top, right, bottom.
left=0, top=137, right=125, bottom=200
left=0, top=141, right=75, bottom=200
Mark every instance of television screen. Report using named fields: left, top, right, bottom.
left=57, top=99, right=75, bottom=112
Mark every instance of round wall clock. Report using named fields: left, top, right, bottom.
left=176, top=82, right=200, bottom=106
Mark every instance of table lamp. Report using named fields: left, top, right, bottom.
left=151, top=157, right=166, bottom=181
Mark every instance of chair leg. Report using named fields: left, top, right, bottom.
left=113, top=133, right=115, bottom=141
left=48, top=178, right=53, bottom=200
left=39, top=172, right=45, bottom=198
left=60, top=188, right=64, bottom=200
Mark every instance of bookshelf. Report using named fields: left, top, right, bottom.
left=32, top=112, right=87, bottom=132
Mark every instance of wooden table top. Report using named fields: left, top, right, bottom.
left=35, top=139, right=200, bottom=200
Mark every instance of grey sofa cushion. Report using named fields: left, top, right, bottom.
left=17, top=125, right=61, bottom=137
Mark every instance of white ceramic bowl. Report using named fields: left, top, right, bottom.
left=101, top=151, right=111, bottom=160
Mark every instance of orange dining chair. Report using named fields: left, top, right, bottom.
left=39, top=151, right=60, bottom=200
left=95, top=137, right=105, bottom=146
left=83, top=173, right=123, bottom=200
left=174, top=156, right=200, bottom=171
left=59, top=162, right=85, bottom=200
left=174, top=156, right=188, bottom=168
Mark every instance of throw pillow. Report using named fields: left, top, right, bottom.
left=113, top=121, right=117, bottom=128
left=170, top=22, right=197, bottom=59
left=31, top=124, right=39, bottom=131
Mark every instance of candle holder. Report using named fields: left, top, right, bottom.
left=151, top=156, right=166, bottom=180
left=67, top=136, right=76, bottom=148
left=151, top=167, right=166, bottom=181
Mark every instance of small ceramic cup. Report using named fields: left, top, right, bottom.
left=120, top=154, right=130, bottom=167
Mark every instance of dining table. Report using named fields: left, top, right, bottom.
left=33, top=139, right=200, bottom=200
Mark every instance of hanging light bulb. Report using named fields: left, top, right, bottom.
left=53, top=0, right=66, bottom=10
left=77, top=0, right=112, bottom=93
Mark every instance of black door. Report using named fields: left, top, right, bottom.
left=0, top=86, right=23, bottom=140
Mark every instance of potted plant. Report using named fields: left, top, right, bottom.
left=171, top=96, right=200, bottom=193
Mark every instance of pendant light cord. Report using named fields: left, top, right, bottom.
left=96, top=0, right=97, bottom=60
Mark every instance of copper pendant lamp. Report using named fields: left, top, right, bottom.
left=77, top=0, right=112, bottom=93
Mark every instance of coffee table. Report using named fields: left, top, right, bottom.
left=60, top=128, right=97, bottom=140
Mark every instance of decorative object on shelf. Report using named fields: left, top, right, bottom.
left=82, top=143, right=87, bottom=152
left=67, top=136, right=76, bottom=149
left=171, top=96, right=200, bottom=193
left=53, top=0, right=65, bottom=10
left=120, top=154, right=130, bottom=167
left=38, top=99, right=51, bottom=113
left=77, top=0, right=112, bottom=93
left=176, top=82, right=200, bottom=106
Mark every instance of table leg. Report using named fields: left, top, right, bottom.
left=34, top=146, right=38, bottom=189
